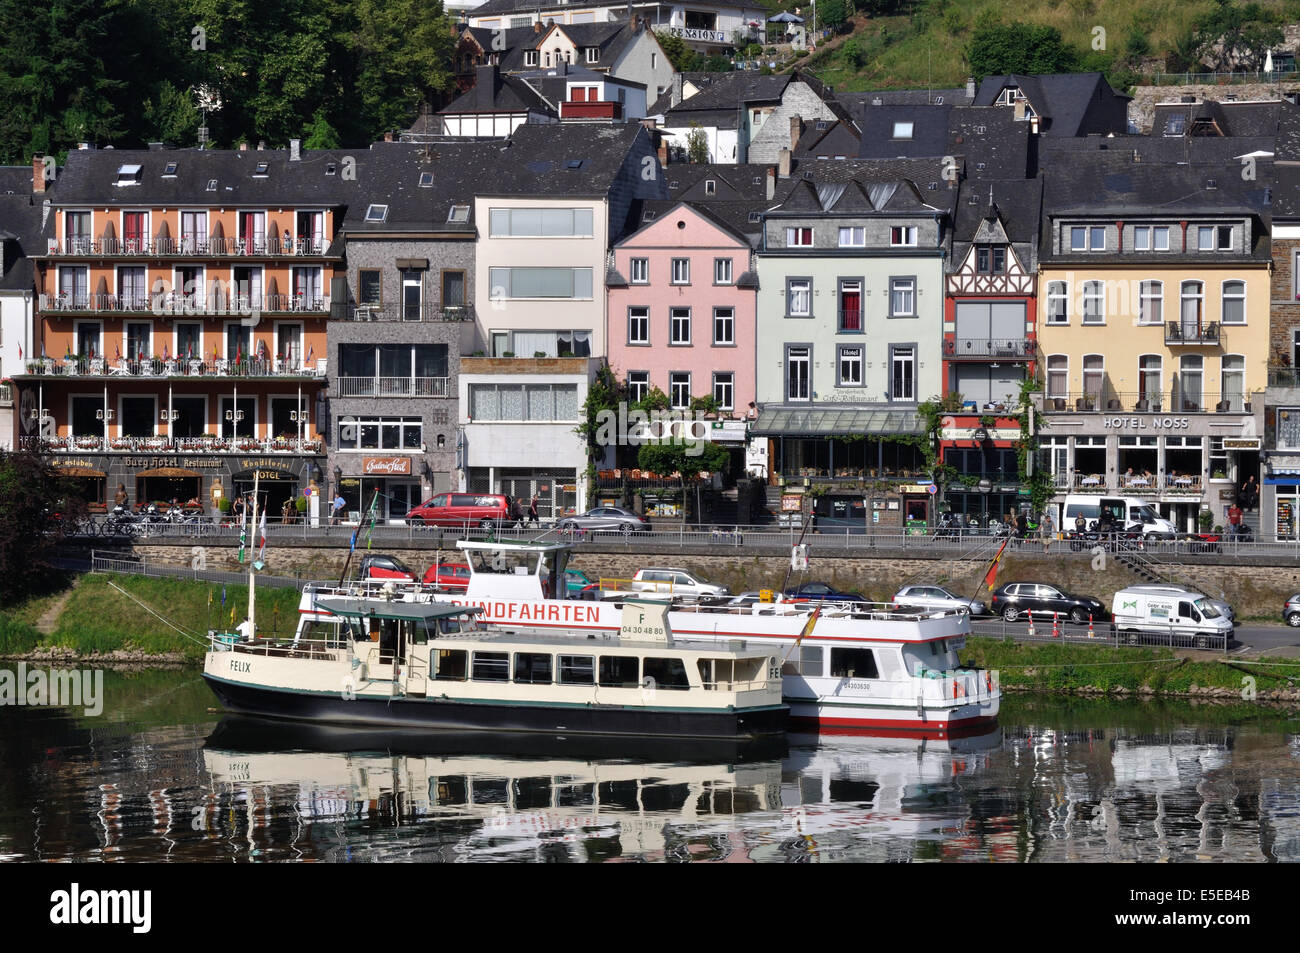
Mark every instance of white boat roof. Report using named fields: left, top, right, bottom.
left=456, top=537, right=575, bottom=554
left=314, top=598, right=482, bottom=621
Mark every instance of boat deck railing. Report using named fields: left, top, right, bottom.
left=210, top=633, right=345, bottom=659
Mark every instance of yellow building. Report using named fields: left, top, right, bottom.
left=1035, top=144, right=1267, bottom=532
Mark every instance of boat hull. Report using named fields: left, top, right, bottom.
left=203, top=673, right=787, bottom=741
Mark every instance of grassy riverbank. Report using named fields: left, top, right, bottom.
left=0, top=573, right=301, bottom=662
left=962, top=637, right=1300, bottom=700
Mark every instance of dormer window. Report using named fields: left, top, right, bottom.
left=419, top=172, right=434, bottom=187
left=365, top=204, right=388, bottom=222
left=976, top=245, right=1007, bottom=274
left=447, top=205, right=470, bottom=223
left=892, top=121, right=913, bottom=139
left=585, top=46, right=599, bottom=64
left=890, top=226, right=917, bottom=247
left=524, top=50, right=538, bottom=67
left=115, top=164, right=142, bottom=186
left=705, top=179, right=716, bottom=195
left=1197, top=225, right=1232, bottom=251
left=1069, top=225, right=1105, bottom=251
left=326, top=163, right=337, bottom=175
left=1165, top=114, right=1186, bottom=136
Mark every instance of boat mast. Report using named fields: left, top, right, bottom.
left=247, top=470, right=259, bottom=633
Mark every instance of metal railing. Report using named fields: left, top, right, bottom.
left=1041, top=390, right=1251, bottom=414
left=46, top=236, right=330, bottom=257
left=39, top=292, right=330, bottom=314
left=1165, top=321, right=1220, bottom=345
left=28, top=434, right=323, bottom=454
left=347, top=303, right=474, bottom=322
left=20, top=355, right=326, bottom=379
left=337, top=376, right=450, bottom=398
left=944, top=337, right=1032, bottom=359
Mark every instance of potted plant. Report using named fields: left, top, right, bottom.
left=1198, top=510, right=1214, bottom=532
left=295, top=496, right=308, bottom=517
left=534, top=351, right=548, bottom=358
left=502, top=351, right=515, bottom=357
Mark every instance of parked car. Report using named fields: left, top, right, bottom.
left=565, top=568, right=601, bottom=597
left=1124, top=584, right=1233, bottom=623
left=1284, top=594, right=1300, bottom=627
left=631, top=568, right=728, bottom=599
left=1062, top=495, right=1177, bottom=539
left=358, top=554, right=417, bottom=581
left=1112, top=586, right=1232, bottom=649
left=405, top=493, right=515, bottom=531
left=990, top=582, right=1106, bottom=623
left=422, top=562, right=472, bottom=591
left=784, top=582, right=868, bottom=604
left=892, top=584, right=988, bottom=616
left=558, top=506, right=650, bottom=535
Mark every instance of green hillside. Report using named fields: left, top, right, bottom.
left=800, top=0, right=1299, bottom=93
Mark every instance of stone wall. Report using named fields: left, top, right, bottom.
left=1127, top=83, right=1300, bottom=134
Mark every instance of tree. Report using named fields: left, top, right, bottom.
left=686, top=122, right=709, bottom=163
left=653, top=31, right=700, bottom=72
left=0, top=451, right=85, bottom=606
left=637, top=441, right=730, bottom=481
left=818, top=0, right=850, bottom=30
left=1190, top=0, right=1282, bottom=71
left=965, top=22, right=1079, bottom=81
left=302, top=109, right=341, bottom=149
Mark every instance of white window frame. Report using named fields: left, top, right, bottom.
left=627, top=306, right=649, bottom=345
left=669, top=371, right=691, bottom=409
left=629, top=257, right=649, bottom=284
left=787, top=278, right=811, bottom=317
left=838, top=345, right=863, bottom=386
left=890, top=225, right=917, bottom=247
left=670, top=257, right=690, bottom=285
left=785, top=227, right=813, bottom=247
left=1046, top=281, right=1068, bottom=324
left=1081, top=280, right=1105, bottom=325
left=888, top=277, right=915, bottom=317
left=1046, top=355, right=1068, bottom=399
left=1220, top=279, right=1246, bottom=325
left=1138, top=280, right=1163, bottom=325
left=712, top=372, right=734, bottom=411
left=712, top=307, right=734, bottom=345
left=627, top=371, right=649, bottom=404
left=890, top=346, right=916, bottom=401
left=713, top=257, right=733, bottom=285
left=838, top=226, right=865, bottom=247
left=669, top=307, right=691, bottom=345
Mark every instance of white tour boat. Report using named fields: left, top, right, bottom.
left=203, top=595, right=787, bottom=741
left=295, top=538, right=1001, bottom=739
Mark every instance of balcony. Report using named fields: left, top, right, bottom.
left=44, top=236, right=331, bottom=258
left=40, top=293, right=331, bottom=316
left=1268, top=365, right=1300, bottom=387
left=348, top=303, right=474, bottom=322
left=24, top=434, right=324, bottom=455
left=1041, top=390, right=1252, bottom=414
left=943, top=337, right=1033, bottom=360
left=560, top=100, right=622, bottom=121
left=337, top=376, right=450, bottom=398
left=17, top=356, right=326, bottom=380
left=1165, top=321, right=1220, bottom=345
left=1072, top=472, right=1204, bottom=495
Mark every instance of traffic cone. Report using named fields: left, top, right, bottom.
left=1027, top=615, right=1036, bottom=638
left=1088, top=613, right=1095, bottom=639
left=1052, top=612, right=1060, bottom=638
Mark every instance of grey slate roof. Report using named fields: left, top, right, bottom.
left=638, top=163, right=797, bottom=245
left=440, top=70, right=557, bottom=117
left=458, top=21, right=643, bottom=75
left=471, top=122, right=651, bottom=198
left=972, top=73, right=1130, bottom=137
left=950, top=178, right=1043, bottom=274
left=1149, top=99, right=1287, bottom=139
left=0, top=167, right=42, bottom=293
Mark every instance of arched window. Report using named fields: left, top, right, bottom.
left=1180, top=280, right=1204, bottom=335
left=1221, top=354, right=1245, bottom=411
left=1221, top=280, right=1245, bottom=325
left=1138, top=355, right=1162, bottom=410
left=1139, top=280, right=1163, bottom=325
left=1046, top=281, right=1068, bottom=324
left=1046, top=355, right=1068, bottom=399
left=1179, top=354, right=1203, bottom=411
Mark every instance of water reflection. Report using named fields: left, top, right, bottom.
left=1, top=665, right=1298, bottom=862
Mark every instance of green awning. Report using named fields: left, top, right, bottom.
left=749, top=407, right=925, bottom=437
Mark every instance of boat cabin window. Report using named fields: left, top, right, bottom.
left=698, top=657, right=764, bottom=688
left=831, top=647, right=879, bottom=679
left=642, top=656, right=691, bottom=690
left=299, top=619, right=346, bottom=647
left=437, top=616, right=472, bottom=635
left=781, top=644, right=822, bottom=677
left=467, top=548, right=540, bottom=576
left=472, top=651, right=510, bottom=681
left=558, top=655, right=595, bottom=685
left=434, top=649, right=468, bottom=681
left=434, top=776, right=467, bottom=806
left=514, top=652, right=553, bottom=684
left=599, top=655, right=639, bottom=687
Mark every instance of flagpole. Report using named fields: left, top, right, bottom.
left=247, top=470, right=258, bottom=635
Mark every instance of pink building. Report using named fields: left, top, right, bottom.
left=607, top=201, right=757, bottom=421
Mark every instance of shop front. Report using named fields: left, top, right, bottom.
left=50, top=462, right=107, bottom=512
left=334, top=454, right=427, bottom=524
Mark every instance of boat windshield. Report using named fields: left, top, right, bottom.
left=467, top=548, right=540, bottom=576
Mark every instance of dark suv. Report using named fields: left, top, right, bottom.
left=990, top=582, right=1106, bottom=623
left=784, top=582, right=869, bottom=604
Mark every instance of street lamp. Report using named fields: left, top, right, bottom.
left=977, top=478, right=992, bottom=526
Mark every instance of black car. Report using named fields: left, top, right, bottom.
left=990, top=582, right=1107, bottom=623
left=784, top=582, right=869, bottom=604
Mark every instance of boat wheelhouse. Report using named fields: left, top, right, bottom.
left=296, top=537, right=1001, bottom=738
left=204, top=597, right=786, bottom=740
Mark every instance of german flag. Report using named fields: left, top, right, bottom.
left=983, top=538, right=1009, bottom=591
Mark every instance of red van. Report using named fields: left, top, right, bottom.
left=406, top=493, right=515, bottom=530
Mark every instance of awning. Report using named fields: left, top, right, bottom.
left=1267, top=455, right=1300, bottom=480
left=56, top=467, right=106, bottom=477
left=749, top=407, right=925, bottom=437
left=136, top=467, right=202, bottom=478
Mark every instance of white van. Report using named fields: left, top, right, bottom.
left=1111, top=586, right=1233, bottom=649
left=1062, top=495, right=1178, bottom=538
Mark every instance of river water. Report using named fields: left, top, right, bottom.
left=1, top=667, right=1298, bottom=863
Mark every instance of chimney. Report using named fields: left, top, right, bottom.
left=476, top=63, right=501, bottom=109
left=778, top=147, right=791, bottom=179
left=289, top=139, right=301, bottom=161
left=534, top=19, right=543, bottom=34
left=766, top=166, right=775, bottom=200
left=32, top=154, right=46, bottom=194
left=789, top=115, right=802, bottom=150
left=671, top=72, right=683, bottom=108
left=239, top=141, right=248, bottom=151
left=1013, top=100, right=1025, bottom=121
left=257, top=140, right=266, bottom=150
left=966, top=76, right=976, bottom=99
left=384, top=130, right=394, bottom=142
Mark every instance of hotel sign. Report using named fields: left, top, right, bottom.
left=671, top=27, right=726, bottom=43
left=363, top=456, right=412, bottom=475
left=1101, top=417, right=1190, bottom=430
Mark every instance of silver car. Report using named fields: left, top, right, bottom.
left=1287, top=594, right=1300, bottom=627
left=893, top=584, right=988, bottom=616
left=558, top=506, right=650, bottom=535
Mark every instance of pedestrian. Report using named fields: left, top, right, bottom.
left=232, top=494, right=245, bottom=522
left=114, top=482, right=128, bottom=508
left=510, top=497, right=524, bottom=527
left=528, top=494, right=540, bottom=527
left=332, top=493, right=346, bottom=525
left=1074, top=512, right=1086, bottom=535
left=1226, top=501, right=1243, bottom=537
left=1241, top=475, right=1258, bottom=510
left=282, top=497, right=295, bottom=524
left=236, top=615, right=255, bottom=641
left=1041, top=508, right=1055, bottom=552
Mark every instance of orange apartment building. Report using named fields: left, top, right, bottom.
left=14, top=144, right=345, bottom=516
